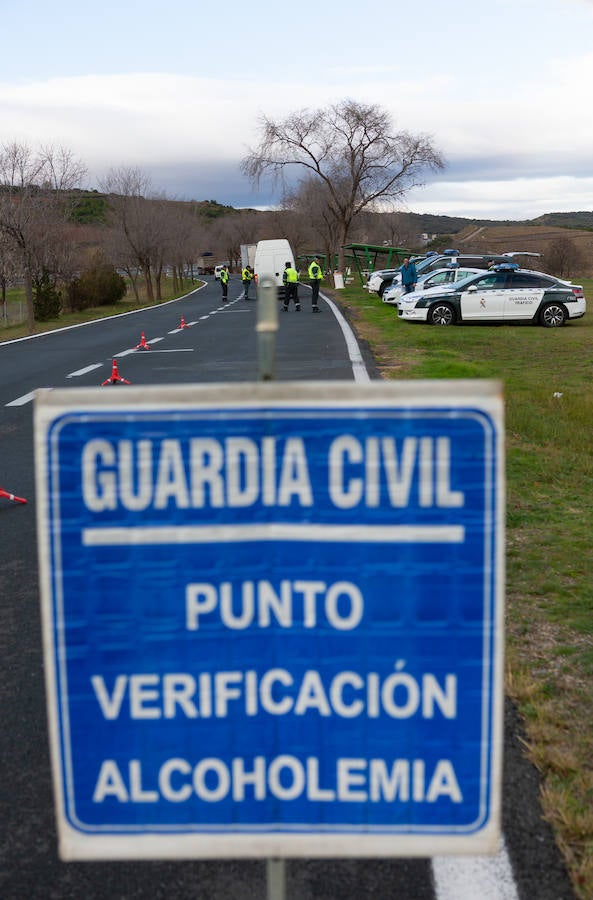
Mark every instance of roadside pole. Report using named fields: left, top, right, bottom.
left=256, top=275, right=278, bottom=381
left=267, top=858, right=286, bottom=900
left=256, top=275, right=285, bottom=899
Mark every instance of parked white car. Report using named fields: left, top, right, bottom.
left=365, top=268, right=401, bottom=296
left=382, top=266, right=484, bottom=306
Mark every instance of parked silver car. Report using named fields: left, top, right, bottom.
left=382, top=265, right=484, bottom=306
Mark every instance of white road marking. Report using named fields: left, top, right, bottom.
left=6, top=391, right=38, bottom=406
left=433, top=838, right=519, bottom=900
left=66, top=363, right=103, bottom=378
left=320, top=290, right=371, bottom=383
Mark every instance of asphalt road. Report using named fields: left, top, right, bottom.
left=0, top=277, right=576, bottom=899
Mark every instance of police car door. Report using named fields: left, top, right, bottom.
left=503, top=272, right=547, bottom=320
left=460, top=272, right=508, bottom=320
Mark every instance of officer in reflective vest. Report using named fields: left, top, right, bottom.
left=242, top=265, right=254, bottom=300
left=220, top=265, right=229, bottom=302
left=282, top=262, right=300, bottom=311
left=308, top=257, right=323, bottom=312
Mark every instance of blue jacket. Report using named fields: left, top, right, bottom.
left=399, top=261, right=417, bottom=286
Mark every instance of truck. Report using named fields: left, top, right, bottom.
left=240, top=243, right=257, bottom=270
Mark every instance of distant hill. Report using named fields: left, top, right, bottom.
left=402, top=211, right=593, bottom=235
left=402, top=212, right=524, bottom=234
left=530, top=211, right=593, bottom=230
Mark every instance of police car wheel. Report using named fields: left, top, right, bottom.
left=540, top=302, right=567, bottom=328
left=429, top=302, right=456, bottom=326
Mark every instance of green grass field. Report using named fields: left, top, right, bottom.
left=336, top=277, right=593, bottom=899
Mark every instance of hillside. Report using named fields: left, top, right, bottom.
left=446, top=222, right=593, bottom=275
left=531, top=211, right=593, bottom=229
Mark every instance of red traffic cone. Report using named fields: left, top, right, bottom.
left=0, top=486, right=27, bottom=505
left=102, top=359, right=131, bottom=385
left=179, top=315, right=191, bottom=329
left=136, top=332, right=150, bottom=350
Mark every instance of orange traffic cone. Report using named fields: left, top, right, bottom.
left=136, top=332, right=150, bottom=350
left=0, top=486, right=27, bottom=505
left=179, top=315, right=191, bottom=329
left=102, top=359, right=131, bottom=385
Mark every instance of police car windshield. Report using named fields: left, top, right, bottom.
left=415, top=257, right=440, bottom=274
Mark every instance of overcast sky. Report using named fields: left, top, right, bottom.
left=2, top=0, right=593, bottom=219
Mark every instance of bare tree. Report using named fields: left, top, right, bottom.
left=285, top=177, right=342, bottom=268
left=543, top=237, right=583, bottom=279
left=241, top=99, right=444, bottom=269
left=0, top=141, right=86, bottom=331
left=101, top=167, right=168, bottom=303
left=372, top=210, right=419, bottom=249
left=41, top=144, right=88, bottom=192
left=0, top=233, right=18, bottom=324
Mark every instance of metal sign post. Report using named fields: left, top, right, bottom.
left=35, top=380, right=504, bottom=863
left=256, top=275, right=278, bottom=381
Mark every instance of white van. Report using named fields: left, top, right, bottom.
left=253, top=239, right=295, bottom=299
left=214, top=264, right=226, bottom=280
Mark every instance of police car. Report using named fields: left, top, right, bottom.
left=365, top=268, right=401, bottom=296
left=397, top=264, right=586, bottom=327
left=382, top=264, right=483, bottom=306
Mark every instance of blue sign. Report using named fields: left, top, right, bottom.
left=35, top=382, right=504, bottom=859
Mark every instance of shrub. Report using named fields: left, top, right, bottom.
left=33, top=270, right=62, bottom=321
left=67, top=262, right=127, bottom=311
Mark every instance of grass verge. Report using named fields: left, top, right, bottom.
left=332, top=279, right=593, bottom=899
left=0, top=279, right=202, bottom=343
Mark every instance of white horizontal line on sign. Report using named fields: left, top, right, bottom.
left=82, top=524, right=465, bottom=546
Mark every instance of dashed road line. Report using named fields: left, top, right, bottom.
left=66, top=363, right=103, bottom=378
left=6, top=390, right=40, bottom=407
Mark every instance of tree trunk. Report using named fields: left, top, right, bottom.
left=129, top=271, right=140, bottom=302
left=144, top=266, right=154, bottom=303
left=336, top=221, right=351, bottom=273
left=24, top=268, right=35, bottom=333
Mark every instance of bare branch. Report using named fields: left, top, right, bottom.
left=241, top=99, right=445, bottom=267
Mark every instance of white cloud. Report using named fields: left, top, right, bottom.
left=1, top=30, right=593, bottom=218
left=406, top=176, right=593, bottom=220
